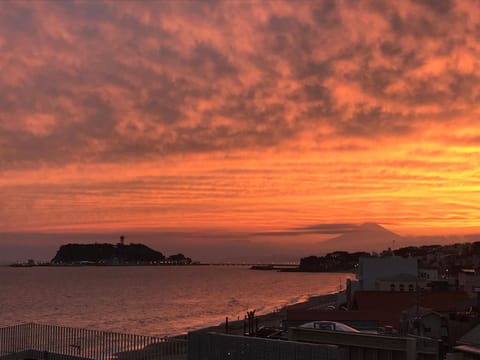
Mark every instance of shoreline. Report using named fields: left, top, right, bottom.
left=186, top=291, right=339, bottom=337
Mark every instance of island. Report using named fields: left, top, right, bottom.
left=11, top=236, right=193, bottom=266
left=51, top=241, right=192, bottom=266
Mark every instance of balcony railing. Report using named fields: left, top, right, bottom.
left=0, top=323, right=187, bottom=360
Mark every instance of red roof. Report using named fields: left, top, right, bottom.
left=353, top=291, right=470, bottom=313
left=285, top=291, right=469, bottom=331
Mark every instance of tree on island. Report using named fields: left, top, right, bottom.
left=166, top=253, right=192, bottom=264
left=51, top=243, right=166, bottom=264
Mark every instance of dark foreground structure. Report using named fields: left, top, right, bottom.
left=0, top=323, right=187, bottom=360
left=187, top=328, right=439, bottom=360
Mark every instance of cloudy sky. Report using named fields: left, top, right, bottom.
left=2, top=0, right=480, bottom=259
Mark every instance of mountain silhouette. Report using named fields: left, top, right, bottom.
left=318, top=222, right=403, bottom=252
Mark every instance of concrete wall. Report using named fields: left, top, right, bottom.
left=421, top=314, right=443, bottom=340
left=358, top=256, right=417, bottom=290
left=376, top=280, right=418, bottom=292
left=188, top=331, right=346, bottom=360
left=289, top=327, right=439, bottom=360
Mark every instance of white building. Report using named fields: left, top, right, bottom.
left=343, top=255, right=418, bottom=307
left=376, top=273, right=424, bottom=292
left=358, top=255, right=418, bottom=290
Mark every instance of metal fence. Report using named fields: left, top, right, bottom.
left=0, top=323, right=187, bottom=360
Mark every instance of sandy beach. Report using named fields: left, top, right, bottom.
left=193, top=292, right=339, bottom=336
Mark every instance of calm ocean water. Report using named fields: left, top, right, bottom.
left=0, top=266, right=354, bottom=336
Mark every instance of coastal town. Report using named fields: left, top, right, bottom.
left=3, top=241, right=480, bottom=359
left=3, top=1, right=480, bottom=359
left=186, top=243, right=480, bottom=360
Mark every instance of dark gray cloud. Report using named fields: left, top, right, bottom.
left=413, top=0, right=454, bottom=14
left=189, top=43, right=237, bottom=77
left=294, top=223, right=360, bottom=233
left=0, top=0, right=478, bottom=170
left=340, top=105, right=412, bottom=137
left=254, top=223, right=360, bottom=237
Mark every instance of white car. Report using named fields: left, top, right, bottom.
left=299, top=321, right=360, bottom=333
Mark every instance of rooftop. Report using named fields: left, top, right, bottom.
left=459, top=324, right=480, bottom=346
left=353, top=290, right=470, bottom=313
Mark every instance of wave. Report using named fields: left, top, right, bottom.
left=0, top=267, right=354, bottom=337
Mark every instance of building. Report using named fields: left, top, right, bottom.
left=188, top=325, right=440, bottom=360
left=376, top=273, right=424, bottom=292
left=451, top=324, right=480, bottom=359
left=457, top=269, right=480, bottom=299
left=358, top=255, right=418, bottom=290
left=400, top=305, right=448, bottom=341
left=352, top=291, right=470, bottom=314
left=188, top=331, right=344, bottom=360
left=344, top=255, right=418, bottom=305
left=291, top=291, right=467, bottom=335
left=289, top=325, right=439, bottom=360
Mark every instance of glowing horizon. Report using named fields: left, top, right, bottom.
left=2, top=1, right=480, bottom=240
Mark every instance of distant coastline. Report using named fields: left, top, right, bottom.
left=8, top=262, right=206, bottom=268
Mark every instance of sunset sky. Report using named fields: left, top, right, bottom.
left=2, top=1, right=480, bottom=259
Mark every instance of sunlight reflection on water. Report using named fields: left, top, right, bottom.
left=0, top=266, right=354, bottom=336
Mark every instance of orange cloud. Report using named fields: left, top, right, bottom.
left=1, top=0, right=480, bottom=240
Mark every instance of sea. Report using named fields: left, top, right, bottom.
left=0, top=266, right=354, bottom=337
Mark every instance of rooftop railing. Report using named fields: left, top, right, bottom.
left=0, top=323, right=187, bottom=360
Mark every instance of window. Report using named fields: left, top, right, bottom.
left=390, top=284, right=395, bottom=291
left=399, top=284, right=405, bottom=292
left=408, top=284, right=414, bottom=292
